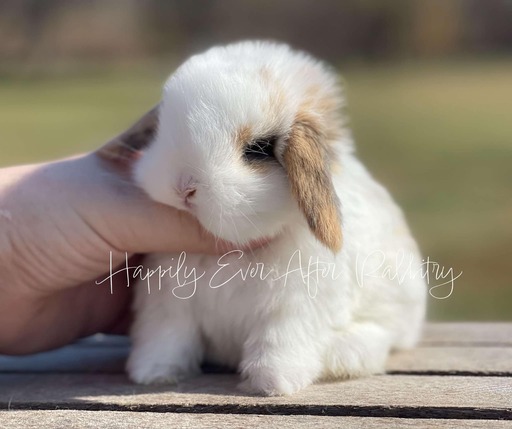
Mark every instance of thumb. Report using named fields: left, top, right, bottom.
left=113, top=194, right=234, bottom=255
left=86, top=153, right=234, bottom=255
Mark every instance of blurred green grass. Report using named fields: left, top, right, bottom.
left=1, top=60, right=511, bottom=320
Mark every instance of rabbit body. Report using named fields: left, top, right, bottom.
left=127, top=41, right=426, bottom=395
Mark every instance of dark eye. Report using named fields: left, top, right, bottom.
left=243, top=136, right=278, bottom=162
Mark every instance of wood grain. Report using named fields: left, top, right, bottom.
left=422, top=323, right=512, bottom=346
left=1, top=411, right=511, bottom=429
left=1, top=374, right=511, bottom=412
left=387, top=347, right=512, bottom=374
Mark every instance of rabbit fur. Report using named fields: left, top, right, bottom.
left=126, top=41, right=427, bottom=396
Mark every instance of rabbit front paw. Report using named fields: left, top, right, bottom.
left=238, top=363, right=314, bottom=396
left=128, top=361, right=196, bottom=385
left=127, top=352, right=199, bottom=385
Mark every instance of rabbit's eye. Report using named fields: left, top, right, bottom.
left=243, top=136, right=277, bottom=162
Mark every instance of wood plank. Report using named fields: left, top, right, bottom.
left=1, top=374, right=511, bottom=418
left=386, top=347, right=512, bottom=374
left=1, top=411, right=512, bottom=429
left=422, top=323, right=512, bottom=346
left=1, top=322, right=510, bottom=375
left=1, top=323, right=510, bottom=375
left=2, top=346, right=510, bottom=375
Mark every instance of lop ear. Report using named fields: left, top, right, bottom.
left=280, top=116, right=342, bottom=253
left=97, top=104, right=160, bottom=163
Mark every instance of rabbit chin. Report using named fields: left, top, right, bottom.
left=195, top=209, right=295, bottom=247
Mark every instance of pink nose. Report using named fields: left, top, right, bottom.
left=180, top=187, right=197, bottom=208
left=177, top=176, right=197, bottom=206
left=184, top=187, right=196, bottom=200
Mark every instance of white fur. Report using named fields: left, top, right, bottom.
left=127, top=41, right=426, bottom=395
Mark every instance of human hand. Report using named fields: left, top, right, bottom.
left=0, top=150, right=253, bottom=354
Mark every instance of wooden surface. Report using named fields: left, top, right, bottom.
left=2, top=411, right=512, bottom=429
left=1, top=323, right=511, bottom=428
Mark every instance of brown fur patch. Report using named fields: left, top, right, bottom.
left=98, top=105, right=160, bottom=163
left=259, top=66, right=288, bottom=121
left=301, top=85, right=343, bottom=145
left=268, top=87, right=287, bottom=119
left=297, top=82, right=344, bottom=174
left=282, top=114, right=342, bottom=253
left=235, top=124, right=253, bottom=150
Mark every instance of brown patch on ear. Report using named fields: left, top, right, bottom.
left=302, top=84, right=343, bottom=146
left=97, top=105, right=159, bottom=163
left=282, top=113, right=342, bottom=252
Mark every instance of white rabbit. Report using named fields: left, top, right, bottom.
left=118, top=41, right=426, bottom=396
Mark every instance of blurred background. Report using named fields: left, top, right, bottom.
left=0, top=0, right=510, bottom=320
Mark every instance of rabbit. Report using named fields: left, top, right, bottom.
left=117, top=41, right=426, bottom=396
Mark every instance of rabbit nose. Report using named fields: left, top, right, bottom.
left=182, top=187, right=197, bottom=208
left=177, top=177, right=198, bottom=206
left=184, top=187, right=196, bottom=200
